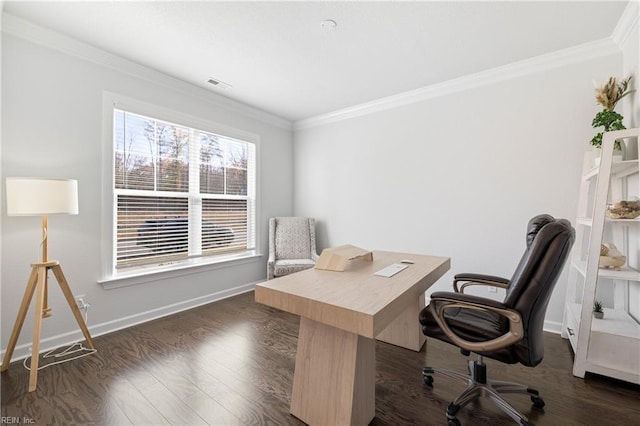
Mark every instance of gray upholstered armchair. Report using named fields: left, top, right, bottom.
left=267, top=217, right=319, bottom=280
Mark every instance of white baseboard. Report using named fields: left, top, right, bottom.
left=543, top=319, right=563, bottom=335
left=1, top=281, right=258, bottom=364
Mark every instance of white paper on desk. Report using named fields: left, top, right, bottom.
left=374, top=263, right=408, bottom=277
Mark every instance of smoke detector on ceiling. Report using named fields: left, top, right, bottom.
left=207, top=78, right=232, bottom=89
left=320, top=19, right=337, bottom=32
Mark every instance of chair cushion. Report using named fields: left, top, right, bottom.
left=274, top=259, right=315, bottom=277
left=274, top=218, right=311, bottom=260
left=419, top=303, right=518, bottom=364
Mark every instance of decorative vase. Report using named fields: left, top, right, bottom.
left=593, top=145, right=624, bottom=167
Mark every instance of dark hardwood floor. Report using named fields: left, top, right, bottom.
left=2, top=291, right=639, bottom=425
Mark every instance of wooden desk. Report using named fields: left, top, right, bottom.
left=255, top=251, right=450, bottom=425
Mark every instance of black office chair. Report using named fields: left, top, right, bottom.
left=419, top=214, right=575, bottom=426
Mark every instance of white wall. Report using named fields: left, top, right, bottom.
left=618, top=5, right=639, bottom=320
left=293, top=48, right=624, bottom=332
left=619, top=4, right=639, bottom=132
left=1, top=27, right=294, bottom=359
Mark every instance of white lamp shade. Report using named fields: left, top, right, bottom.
left=6, top=177, right=79, bottom=216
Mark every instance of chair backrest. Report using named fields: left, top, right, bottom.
left=271, top=217, right=315, bottom=260
left=503, top=214, right=575, bottom=366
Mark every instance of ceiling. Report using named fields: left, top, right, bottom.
left=2, top=1, right=629, bottom=122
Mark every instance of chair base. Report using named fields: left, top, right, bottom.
left=422, top=356, right=544, bottom=426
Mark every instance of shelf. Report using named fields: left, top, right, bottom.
left=599, top=266, right=640, bottom=281
left=576, top=217, right=593, bottom=226
left=567, top=303, right=640, bottom=339
left=612, top=161, right=640, bottom=179
left=606, top=217, right=640, bottom=225
left=576, top=217, right=640, bottom=226
left=583, top=159, right=638, bottom=180
left=572, top=260, right=640, bottom=281
left=564, top=129, right=640, bottom=385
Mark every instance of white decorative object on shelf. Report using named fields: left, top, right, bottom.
left=599, top=243, right=626, bottom=270
left=605, top=199, right=640, bottom=219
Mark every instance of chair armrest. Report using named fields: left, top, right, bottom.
left=308, top=218, right=319, bottom=262
left=453, top=273, right=510, bottom=293
left=429, top=292, right=524, bottom=353
left=430, top=291, right=507, bottom=309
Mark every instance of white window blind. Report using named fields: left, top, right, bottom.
left=113, top=109, right=256, bottom=269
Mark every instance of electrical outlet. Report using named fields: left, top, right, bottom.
left=75, top=295, right=88, bottom=309
left=487, top=286, right=497, bottom=293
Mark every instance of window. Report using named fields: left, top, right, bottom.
left=112, top=108, right=256, bottom=272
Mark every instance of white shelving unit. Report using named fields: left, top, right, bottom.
left=562, top=128, right=640, bottom=385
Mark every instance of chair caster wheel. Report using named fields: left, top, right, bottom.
left=447, top=418, right=461, bottom=426
left=531, top=395, right=545, bottom=408
left=423, top=375, right=433, bottom=386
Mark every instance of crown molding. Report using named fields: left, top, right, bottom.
left=612, top=0, right=639, bottom=48
left=1, top=13, right=292, bottom=130
left=295, top=38, right=620, bottom=131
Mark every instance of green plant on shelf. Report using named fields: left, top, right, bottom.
left=590, top=110, right=625, bottom=150
left=593, top=300, right=603, bottom=313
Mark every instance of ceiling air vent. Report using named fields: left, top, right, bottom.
left=207, top=77, right=232, bottom=89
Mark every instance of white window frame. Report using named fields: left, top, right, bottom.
left=99, top=92, right=261, bottom=288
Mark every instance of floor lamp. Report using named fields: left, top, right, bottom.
left=1, top=177, right=95, bottom=392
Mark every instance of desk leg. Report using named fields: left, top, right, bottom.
left=291, top=317, right=375, bottom=426
left=376, top=293, right=426, bottom=351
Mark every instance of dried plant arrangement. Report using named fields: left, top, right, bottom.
left=594, top=76, right=634, bottom=110
left=590, top=76, right=635, bottom=150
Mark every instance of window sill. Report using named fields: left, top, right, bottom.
left=98, top=251, right=263, bottom=290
